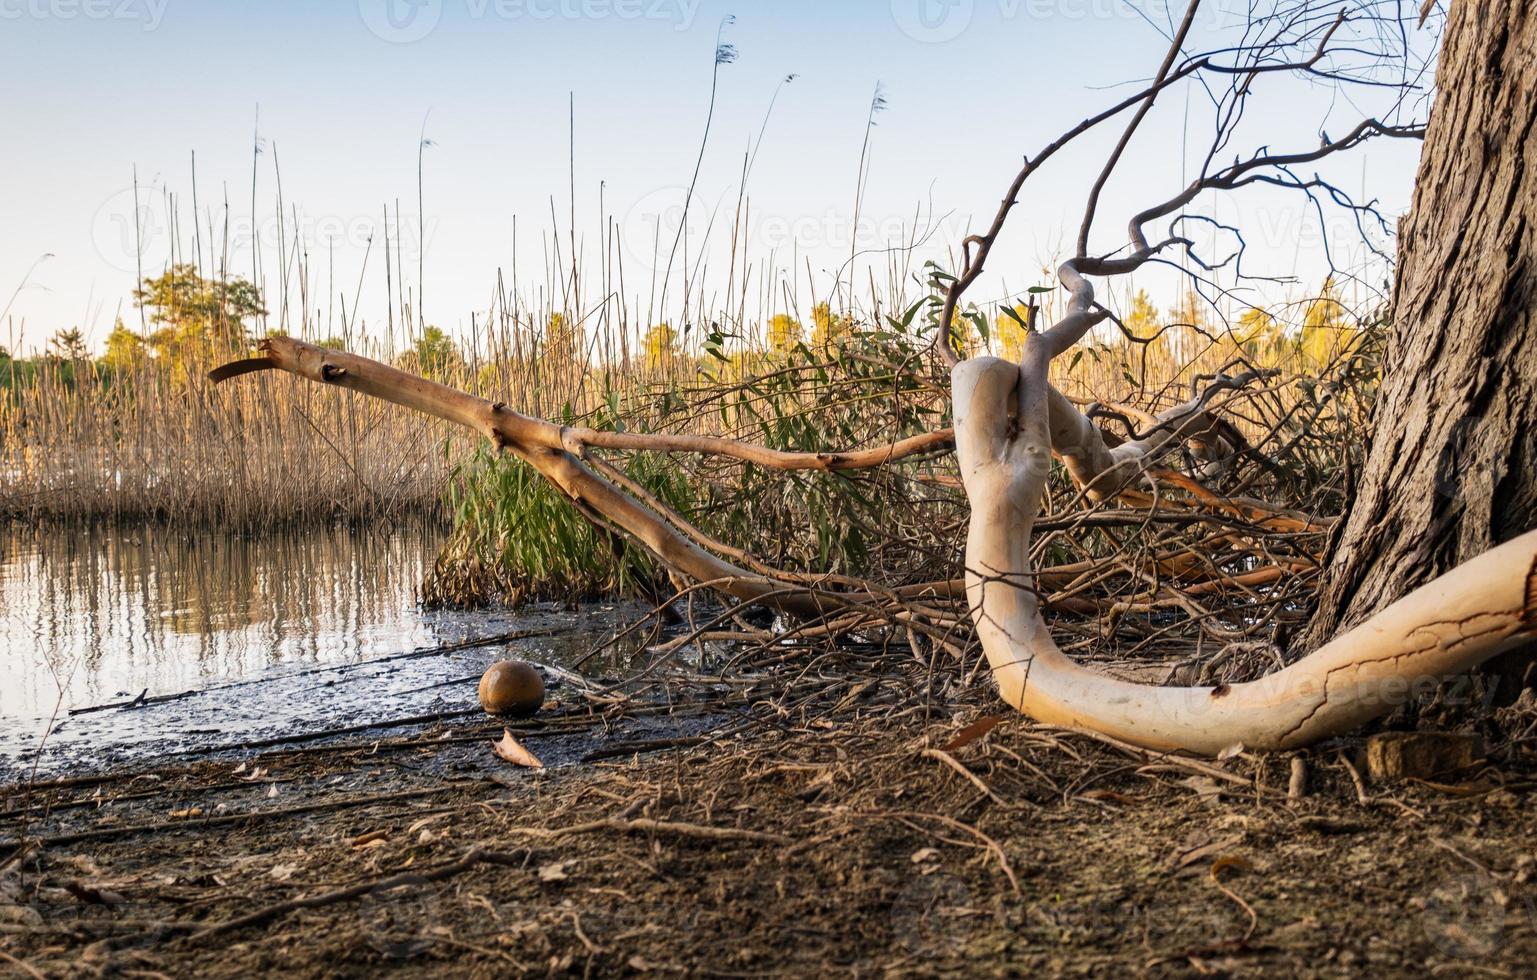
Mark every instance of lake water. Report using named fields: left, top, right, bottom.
left=0, top=521, right=668, bottom=779
left=1, top=522, right=458, bottom=724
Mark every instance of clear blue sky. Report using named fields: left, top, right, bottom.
left=1, top=0, right=1431, bottom=352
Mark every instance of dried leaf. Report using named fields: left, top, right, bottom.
left=168, top=807, right=203, bottom=820
left=491, top=729, right=544, bottom=769
left=538, top=862, right=571, bottom=883
left=61, top=881, right=126, bottom=905
left=1210, top=854, right=1254, bottom=879
left=942, top=714, right=1004, bottom=752
left=1172, top=833, right=1245, bottom=870
left=1216, top=742, right=1246, bottom=761
left=268, top=863, right=299, bottom=881
left=352, top=830, right=389, bottom=847
left=910, top=848, right=939, bottom=864
left=1080, top=789, right=1141, bottom=805
left=408, top=814, right=449, bottom=835
left=1177, top=775, right=1224, bottom=802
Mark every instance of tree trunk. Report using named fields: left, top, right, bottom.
left=1304, top=0, right=1537, bottom=647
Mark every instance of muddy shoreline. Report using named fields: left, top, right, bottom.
left=4, top=631, right=1536, bottom=978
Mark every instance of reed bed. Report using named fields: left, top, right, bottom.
left=1, top=128, right=1383, bottom=609
left=2, top=275, right=1381, bottom=608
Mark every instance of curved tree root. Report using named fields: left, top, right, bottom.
left=955, top=355, right=1537, bottom=755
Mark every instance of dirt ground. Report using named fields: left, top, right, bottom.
left=4, top=652, right=1537, bottom=978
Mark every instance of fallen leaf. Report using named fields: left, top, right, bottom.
left=265, top=784, right=280, bottom=799
left=1172, top=833, right=1245, bottom=870
left=943, top=714, right=1005, bottom=752
left=1210, top=854, right=1254, bottom=879
left=407, top=814, right=449, bottom=835
left=492, top=729, right=544, bottom=769
left=268, top=863, right=299, bottom=881
left=832, top=680, right=875, bottom=713
left=1080, top=789, right=1141, bottom=805
left=61, top=881, right=126, bottom=905
left=538, top=862, right=571, bottom=883
left=1296, top=815, right=1367, bottom=835
left=1177, top=775, right=1224, bottom=803
left=352, top=830, right=389, bottom=847
left=1216, top=742, right=1246, bottom=761
left=168, top=807, right=203, bottom=820
left=910, top=848, right=938, bottom=864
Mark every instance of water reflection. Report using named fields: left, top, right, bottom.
left=0, top=522, right=447, bottom=721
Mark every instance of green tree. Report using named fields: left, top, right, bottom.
left=642, top=322, right=678, bottom=371
left=48, top=328, right=89, bottom=361
left=1232, top=306, right=1283, bottom=359
left=994, top=304, right=1030, bottom=361
left=133, top=264, right=266, bottom=348
left=1121, top=288, right=1168, bottom=358
left=399, top=326, right=462, bottom=379
left=767, top=314, right=802, bottom=353
left=810, top=302, right=850, bottom=348
left=542, top=312, right=582, bottom=365
left=1167, top=288, right=1211, bottom=361
left=102, top=320, right=147, bottom=372
left=1300, top=278, right=1351, bottom=365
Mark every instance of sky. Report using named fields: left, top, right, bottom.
left=0, top=0, right=1436, bottom=353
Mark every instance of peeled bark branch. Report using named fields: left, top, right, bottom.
left=955, top=354, right=1537, bottom=755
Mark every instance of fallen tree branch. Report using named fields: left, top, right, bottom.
left=955, top=354, right=1537, bottom=755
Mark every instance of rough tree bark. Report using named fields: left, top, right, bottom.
left=1305, top=0, right=1537, bottom=644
